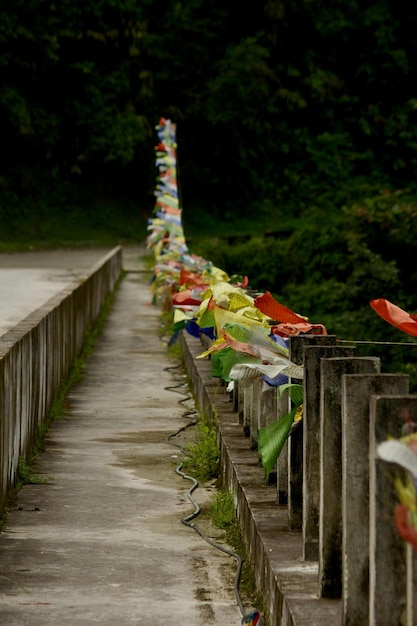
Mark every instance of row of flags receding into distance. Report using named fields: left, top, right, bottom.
left=146, top=118, right=417, bottom=556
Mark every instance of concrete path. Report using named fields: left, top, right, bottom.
left=0, top=246, right=243, bottom=625
left=0, top=247, right=120, bottom=336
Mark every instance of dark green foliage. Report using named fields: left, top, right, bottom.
left=2, top=1, right=417, bottom=380
left=192, top=189, right=417, bottom=388
left=0, top=0, right=157, bottom=225
left=3, top=0, right=417, bottom=221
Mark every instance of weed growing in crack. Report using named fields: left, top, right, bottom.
left=17, top=457, right=52, bottom=489
left=181, top=415, right=220, bottom=482
left=209, top=488, right=265, bottom=617
left=209, top=489, right=236, bottom=528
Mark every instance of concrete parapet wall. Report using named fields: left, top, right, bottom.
left=181, top=329, right=417, bottom=626
left=0, top=246, right=122, bottom=515
left=181, top=330, right=341, bottom=626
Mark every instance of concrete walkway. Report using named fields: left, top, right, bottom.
left=0, top=246, right=243, bottom=625
left=0, top=247, right=117, bottom=336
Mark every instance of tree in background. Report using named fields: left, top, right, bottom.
left=0, top=0, right=156, bottom=223
left=1, top=0, right=417, bottom=377
left=2, top=0, right=417, bottom=220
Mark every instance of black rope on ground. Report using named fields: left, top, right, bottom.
left=163, top=361, right=263, bottom=624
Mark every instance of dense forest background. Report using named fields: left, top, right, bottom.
left=1, top=0, right=417, bottom=379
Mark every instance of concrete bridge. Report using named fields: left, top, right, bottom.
left=0, top=245, right=416, bottom=626
left=0, top=246, right=244, bottom=626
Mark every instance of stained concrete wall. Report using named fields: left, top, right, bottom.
left=181, top=330, right=341, bottom=626
left=0, top=246, right=122, bottom=515
left=181, top=329, right=417, bottom=626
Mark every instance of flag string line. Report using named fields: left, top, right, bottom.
left=336, top=339, right=417, bottom=346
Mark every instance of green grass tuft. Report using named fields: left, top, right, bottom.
left=208, top=488, right=265, bottom=616
left=16, top=457, right=52, bottom=489
left=209, top=489, right=236, bottom=528
left=181, top=416, right=220, bottom=482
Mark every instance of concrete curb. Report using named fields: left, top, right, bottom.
left=181, top=330, right=341, bottom=626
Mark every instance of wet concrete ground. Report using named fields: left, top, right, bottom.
left=0, top=247, right=120, bottom=336
left=0, top=245, right=244, bottom=625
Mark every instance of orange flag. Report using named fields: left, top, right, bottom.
left=370, top=299, right=417, bottom=337
left=180, top=267, right=206, bottom=287
left=172, top=290, right=202, bottom=307
left=254, top=291, right=307, bottom=324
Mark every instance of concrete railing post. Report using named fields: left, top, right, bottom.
left=237, top=381, right=245, bottom=426
left=250, top=380, right=261, bottom=449
left=260, top=383, right=277, bottom=430
left=287, top=335, right=336, bottom=531
left=319, top=356, right=380, bottom=599
left=303, top=344, right=355, bottom=561
left=342, top=374, right=409, bottom=626
left=276, top=388, right=290, bottom=504
left=406, top=543, right=417, bottom=626
left=243, top=385, right=252, bottom=438
left=236, top=381, right=244, bottom=425
left=258, top=382, right=279, bottom=486
left=369, top=395, right=417, bottom=626
left=251, top=382, right=277, bottom=447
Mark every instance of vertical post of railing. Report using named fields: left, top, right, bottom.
left=303, top=343, right=355, bottom=561
left=287, top=335, right=336, bottom=531
left=406, top=543, right=417, bottom=626
left=276, top=388, right=290, bottom=504
left=232, top=379, right=238, bottom=412
left=342, top=373, right=409, bottom=626
left=250, top=380, right=261, bottom=449
left=243, top=385, right=252, bottom=438
left=236, top=381, right=244, bottom=425
left=369, top=395, right=417, bottom=626
left=319, top=356, right=380, bottom=599
left=259, top=383, right=276, bottom=430
left=0, top=356, right=6, bottom=512
left=259, top=382, right=279, bottom=485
